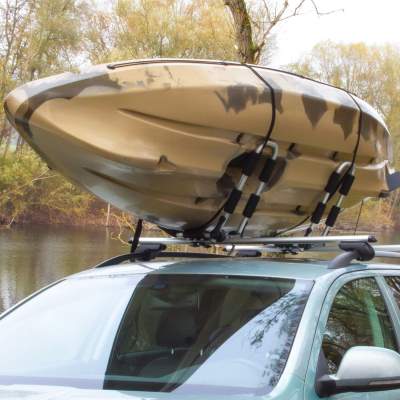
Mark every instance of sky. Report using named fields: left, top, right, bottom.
left=269, top=0, right=400, bottom=67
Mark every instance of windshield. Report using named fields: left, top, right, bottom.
left=0, top=272, right=312, bottom=395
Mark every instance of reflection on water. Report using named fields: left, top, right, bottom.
left=0, top=226, right=399, bottom=313
left=0, top=226, right=125, bottom=313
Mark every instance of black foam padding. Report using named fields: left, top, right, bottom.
left=339, top=174, right=355, bottom=196
left=224, top=188, right=242, bottom=214
left=311, top=202, right=325, bottom=224
left=324, top=172, right=341, bottom=194
left=259, top=158, right=276, bottom=183
left=326, top=205, right=341, bottom=227
left=387, top=170, right=400, bottom=191
left=243, top=194, right=260, bottom=218
left=242, top=151, right=260, bottom=176
left=210, top=215, right=227, bottom=241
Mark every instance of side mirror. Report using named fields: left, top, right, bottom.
left=316, top=346, right=400, bottom=397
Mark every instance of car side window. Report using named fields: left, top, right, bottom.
left=385, top=276, right=400, bottom=307
left=321, top=277, right=397, bottom=374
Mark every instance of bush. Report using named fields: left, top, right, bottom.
left=0, top=149, right=97, bottom=226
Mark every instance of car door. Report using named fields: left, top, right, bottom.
left=304, top=273, right=400, bottom=399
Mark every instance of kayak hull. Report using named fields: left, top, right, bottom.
left=4, top=59, right=394, bottom=236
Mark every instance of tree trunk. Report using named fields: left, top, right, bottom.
left=224, top=0, right=258, bottom=64
left=105, top=203, right=111, bottom=226
left=390, top=191, right=399, bottom=221
left=0, top=120, right=8, bottom=149
left=16, top=134, right=25, bottom=156
left=2, top=132, right=12, bottom=159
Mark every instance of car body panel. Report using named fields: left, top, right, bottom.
left=2, top=258, right=400, bottom=399
left=0, top=375, right=305, bottom=400
left=303, top=268, right=400, bottom=400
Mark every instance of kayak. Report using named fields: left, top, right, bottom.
left=4, top=59, right=399, bottom=238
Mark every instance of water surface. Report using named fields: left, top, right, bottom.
left=0, top=226, right=125, bottom=312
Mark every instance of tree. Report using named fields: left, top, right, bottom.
left=84, top=0, right=238, bottom=64
left=0, top=0, right=105, bottom=226
left=223, top=0, right=339, bottom=64
left=0, top=0, right=88, bottom=155
left=0, top=0, right=31, bottom=150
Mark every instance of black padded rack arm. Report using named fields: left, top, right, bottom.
left=210, top=142, right=264, bottom=241
left=209, top=64, right=278, bottom=242
left=306, top=91, right=364, bottom=237
left=305, top=161, right=350, bottom=236
left=323, top=166, right=356, bottom=235
left=322, top=92, right=363, bottom=236
left=237, top=141, right=278, bottom=236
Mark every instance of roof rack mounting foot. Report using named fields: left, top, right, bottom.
left=328, top=241, right=375, bottom=269
left=132, top=244, right=167, bottom=261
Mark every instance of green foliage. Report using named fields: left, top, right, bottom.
left=84, top=0, right=238, bottom=64
left=0, top=0, right=102, bottom=227
left=0, top=0, right=88, bottom=152
left=0, top=150, right=95, bottom=226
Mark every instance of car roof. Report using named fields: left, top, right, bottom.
left=71, top=257, right=400, bottom=282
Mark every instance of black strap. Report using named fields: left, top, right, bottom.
left=130, top=219, right=143, bottom=254
left=354, top=200, right=365, bottom=234
left=243, top=64, right=277, bottom=150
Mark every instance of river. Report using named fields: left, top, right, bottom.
left=0, top=226, right=125, bottom=312
left=0, top=225, right=399, bottom=313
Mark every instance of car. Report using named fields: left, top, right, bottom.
left=1, top=236, right=400, bottom=399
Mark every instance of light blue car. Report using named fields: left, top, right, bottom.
left=1, top=251, right=400, bottom=399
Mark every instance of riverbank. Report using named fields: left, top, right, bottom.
left=0, top=201, right=121, bottom=228
left=1, top=214, right=397, bottom=236
left=1, top=201, right=397, bottom=234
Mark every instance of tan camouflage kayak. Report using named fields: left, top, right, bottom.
left=4, top=59, right=399, bottom=238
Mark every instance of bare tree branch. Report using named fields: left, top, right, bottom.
left=310, top=0, right=343, bottom=16
left=224, top=0, right=342, bottom=64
